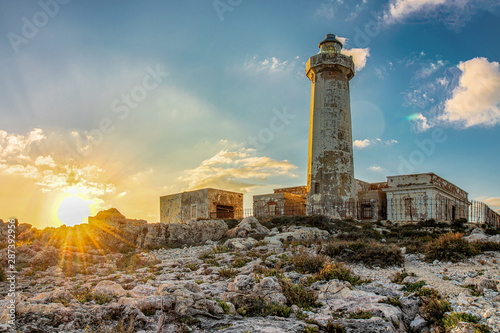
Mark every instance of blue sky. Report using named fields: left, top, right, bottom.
left=1, top=0, right=499, bottom=227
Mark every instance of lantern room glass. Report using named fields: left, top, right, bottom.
left=320, top=41, right=341, bottom=54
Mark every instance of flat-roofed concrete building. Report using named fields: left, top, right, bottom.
left=253, top=186, right=307, bottom=218
left=384, top=173, right=469, bottom=222
left=160, top=188, right=243, bottom=224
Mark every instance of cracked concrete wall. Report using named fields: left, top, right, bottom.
left=160, top=188, right=243, bottom=224
left=253, top=192, right=306, bottom=217
left=306, top=52, right=356, bottom=210
left=385, top=173, right=469, bottom=222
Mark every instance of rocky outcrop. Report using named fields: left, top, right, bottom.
left=226, top=216, right=270, bottom=239
left=264, top=225, right=330, bottom=245
left=88, top=209, right=228, bottom=249
left=464, top=228, right=500, bottom=243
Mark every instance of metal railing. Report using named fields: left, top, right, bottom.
left=469, top=200, right=500, bottom=229
left=387, top=197, right=468, bottom=222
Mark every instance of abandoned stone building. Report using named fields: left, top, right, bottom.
left=252, top=172, right=469, bottom=223
left=384, top=173, right=469, bottom=222
left=160, top=188, right=243, bottom=224
left=159, top=34, right=483, bottom=225
left=253, top=186, right=307, bottom=217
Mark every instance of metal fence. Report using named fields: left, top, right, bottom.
left=386, top=197, right=469, bottom=222
left=469, top=200, right=500, bottom=229
left=207, top=198, right=499, bottom=229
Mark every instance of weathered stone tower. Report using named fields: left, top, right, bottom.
left=306, top=34, right=356, bottom=215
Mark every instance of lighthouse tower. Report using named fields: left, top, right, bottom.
left=306, top=34, right=356, bottom=216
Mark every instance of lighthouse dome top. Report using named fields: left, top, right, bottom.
left=318, top=33, right=343, bottom=54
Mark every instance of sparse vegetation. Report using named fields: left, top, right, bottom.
left=278, top=277, right=321, bottom=309
left=424, top=232, right=479, bottom=262
left=325, top=321, right=346, bottom=333
left=323, top=240, right=403, bottom=267
left=235, top=298, right=292, bottom=317
left=402, top=280, right=427, bottom=293
left=218, top=267, right=238, bottom=279
left=420, top=288, right=451, bottom=326
left=0, top=266, right=6, bottom=282
left=347, top=310, right=373, bottom=319
left=291, top=251, right=327, bottom=274
left=306, top=260, right=365, bottom=286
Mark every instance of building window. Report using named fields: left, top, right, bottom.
left=190, top=204, right=197, bottom=220
left=314, top=182, right=320, bottom=194
left=216, top=205, right=234, bottom=219
left=361, top=204, right=372, bottom=219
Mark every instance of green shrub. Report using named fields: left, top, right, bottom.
left=278, top=278, right=321, bottom=309
left=216, top=299, right=231, bottom=314
left=421, top=291, right=451, bottom=325
left=325, top=321, right=346, bottom=333
left=259, top=215, right=335, bottom=233
left=323, top=240, right=403, bottom=267
left=347, top=310, right=373, bottom=319
left=424, top=232, right=479, bottom=262
left=231, top=256, right=252, bottom=268
left=442, top=312, right=479, bottom=329
left=307, top=260, right=364, bottom=286
left=218, top=267, right=238, bottom=279
left=0, top=266, right=6, bottom=282
left=390, top=269, right=413, bottom=284
left=236, top=298, right=292, bottom=317
left=379, top=297, right=402, bottom=307
left=291, top=251, right=327, bottom=274
left=403, top=280, right=426, bottom=292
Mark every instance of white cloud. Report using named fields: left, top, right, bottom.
left=342, top=48, right=370, bottom=71
left=0, top=128, right=45, bottom=159
left=242, top=56, right=298, bottom=75
left=337, top=37, right=370, bottom=72
left=179, top=146, right=298, bottom=193
left=440, top=57, right=500, bottom=128
left=35, top=156, right=56, bottom=168
left=411, top=113, right=433, bottom=132
left=353, top=139, right=373, bottom=149
left=416, top=60, right=446, bottom=78
left=368, top=166, right=386, bottom=172
left=0, top=128, right=117, bottom=198
left=315, top=4, right=335, bottom=19
left=382, top=0, right=500, bottom=27
left=353, top=138, right=398, bottom=149
left=383, top=0, right=447, bottom=23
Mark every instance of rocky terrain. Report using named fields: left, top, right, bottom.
left=0, top=211, right=499, bottom=333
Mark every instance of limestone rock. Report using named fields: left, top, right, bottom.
left=167, top=219, right=228, bottom=247
left=216, top=317, right=307, bottom=332
left=224, top=237, right=257, bottom=251
left=29, top=288, right=75, bottom=304
left=232, top=275, right=255, bottom=293
left=410, top=315, right=427, bottom=330
left=264, top=226, right=330, bottom=245
left=226, top=216, right=270, bottom=238
left=252, top=276, right=287, bottom=305
left=477, top=278, right=498, bottom=292
left=94, top=280, right=127, bottom=297
left=130, top=284, right=157, bottom=297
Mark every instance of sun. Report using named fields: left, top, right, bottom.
left=54, top=194, right=96, bottom=227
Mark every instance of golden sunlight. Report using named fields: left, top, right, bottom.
left=54, top=194, right=96, bottom=227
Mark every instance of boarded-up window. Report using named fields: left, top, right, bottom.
left=216, top=205, right=234, bottom=219
left=191, top=204, right=197, bottom=220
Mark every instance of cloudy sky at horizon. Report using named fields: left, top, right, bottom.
left=1, top=0, right=499, bottom=228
